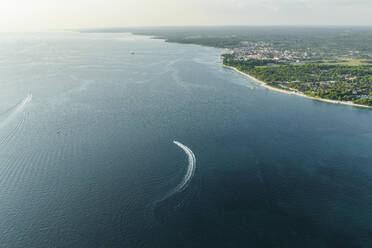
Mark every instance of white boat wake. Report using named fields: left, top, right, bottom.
left=0, top=93, right=32, bottom=129
left=143, top=140, right=197, bottom=230
left=154, top=140, right=196, bottom=204
left=172, top=140, right=196, bottom=193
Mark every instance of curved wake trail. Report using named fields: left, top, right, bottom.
left=144, top=141, right=197, bottom=231
left=172, top=140, right=196, bottom=193
left=152, top=140, right=196, bottom=205
left=0, top=94, right=32, bottom=129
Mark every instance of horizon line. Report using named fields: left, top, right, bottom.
left=2, top=24, right=372, bottom=33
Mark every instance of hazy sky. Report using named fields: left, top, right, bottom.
left=0, top=0, right=371, bottom=31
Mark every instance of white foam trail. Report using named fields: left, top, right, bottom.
left=0, top=93, right=32, bottom=129
left=173, top=140, right=196, bottom=193
left=151, top=141, right=196, bottom=207
left=144, top=141, right=196, bottom=228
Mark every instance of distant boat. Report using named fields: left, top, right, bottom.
left=130, top=52, right=135, bottom=55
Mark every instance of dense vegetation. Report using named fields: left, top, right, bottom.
left=223, top=55, right=372, bottom=105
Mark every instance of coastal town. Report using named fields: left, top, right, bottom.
left=228, top=40, right=371, bottom=64
left=228, top=41, right=308, bottom=63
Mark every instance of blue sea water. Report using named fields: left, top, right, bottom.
left=0, top=32, right=372, bottom=248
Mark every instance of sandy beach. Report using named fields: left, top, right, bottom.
left=223, top=64, right=372, bottom=109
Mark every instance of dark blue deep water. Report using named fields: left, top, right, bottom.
left=0, top=32, right=372, bottom=248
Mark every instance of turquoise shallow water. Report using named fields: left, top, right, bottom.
left=0, top=32, right=372, bottom=248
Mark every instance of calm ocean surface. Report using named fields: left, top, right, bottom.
left=0, top=32, right=371, bottom=248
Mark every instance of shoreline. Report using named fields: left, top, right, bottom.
left=133, top=33, right=372, bottom=109
left=223, top=64, right=372, bottom=109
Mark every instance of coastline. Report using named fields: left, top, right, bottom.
left=223, top=64, right=372, bottom=109
left=133, top=33, right=372, bottom=109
